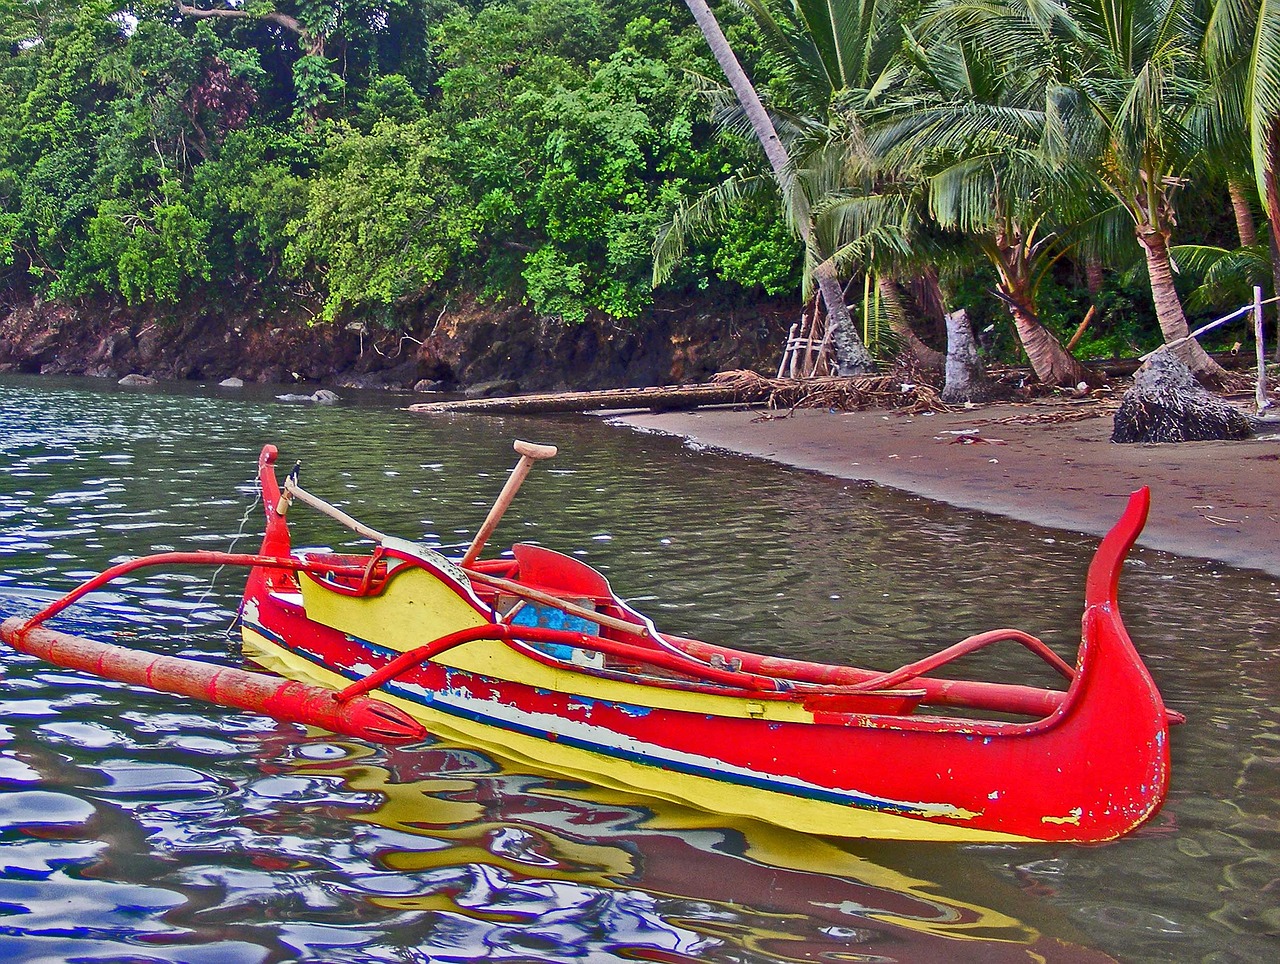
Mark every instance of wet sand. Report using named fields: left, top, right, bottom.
left=614, top=402, right=1280, bottom=578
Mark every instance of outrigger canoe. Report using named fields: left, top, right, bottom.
left=2, top=440, right=1181, bottom=843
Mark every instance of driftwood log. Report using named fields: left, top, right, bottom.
left=1112, top=353, right=1253, bottom=443
left=407, top=370, right=953, bottom=416
left=407, top=379, right=771, bottom=415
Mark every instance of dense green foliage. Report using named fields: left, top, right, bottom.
left=0, top=0, right=1276, bottom=372
left=0, top=0, right=791, bottom=324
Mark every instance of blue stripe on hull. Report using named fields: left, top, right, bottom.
left=243, top=620, right=937, bottom=819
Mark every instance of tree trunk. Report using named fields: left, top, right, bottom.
left=998, top=287, right=1093, bottom=386
left=814, top=261, right=874, bottom=373
left=939, top=308, right=990, bottom=404
left=680, top=0, right=872, bottom=374
left=879, top=275, right=944, bottom=371
left=1085, top=256, right=1105, bottom=301
left=991, top=239, right=1091, bottom=386
left=1264, top=122, right=1280, bottom=360
left=1135, top=224, right=1227, bottom=383
left=408, top=382, right=771, bottom=415
left=1228, top=178, right=1258, bottom=247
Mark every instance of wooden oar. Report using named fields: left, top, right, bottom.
left=284, top=478, right=391, bottom=544
left=463, top=568, right=649, bottom=638
left=460, top=439, right=557, bottom=567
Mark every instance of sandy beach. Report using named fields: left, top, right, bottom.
left=615, top=400, right=1280, bottom=578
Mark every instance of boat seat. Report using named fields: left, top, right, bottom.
left=511, top=543, right=613, bottom=601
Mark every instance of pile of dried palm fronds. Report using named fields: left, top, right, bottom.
left=972, top=405, right=1117, bottom=426
left=712, top=370, right=952, bottom=414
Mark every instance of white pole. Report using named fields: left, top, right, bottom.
left=1256, top=286, right=1270, bottom=411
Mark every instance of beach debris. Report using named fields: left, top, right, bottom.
left=975, top=406, right=1113, bottom=425
left=742, top=371, right=952, bottom=414
left=409, top=369, right=953, bottom=416
left=411, top=377, right=770, bottom=415
left=1112, top=354, right=1253, bottom=443
left=1202, top=514, right=1241, bottom=526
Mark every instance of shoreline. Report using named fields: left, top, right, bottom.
left=613, top=402, right=1280, bottom=578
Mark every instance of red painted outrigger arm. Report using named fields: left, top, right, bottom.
left=0, top=552, right=427, bottom=743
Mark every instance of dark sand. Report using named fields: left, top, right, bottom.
left=615, top=401, right=1280, bottom=578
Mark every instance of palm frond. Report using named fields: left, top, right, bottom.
left=1250, top=0, right=1280, bottom=207
left=1172, top=241, right=1275, bottom=309
left=652, top=174, right=773, bottom=285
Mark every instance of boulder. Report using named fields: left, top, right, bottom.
left=1112, top=353, right=1252, bottom=443
left=276, top=388, right=341, bottom=404
left=118, top=373, right=156, bottom=386
left=219, top=377, right=245, bottom=388
left=463, top=378, right=519, bottom=399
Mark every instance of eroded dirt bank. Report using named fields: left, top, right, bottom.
left=0, top=291, right=788, bottom=392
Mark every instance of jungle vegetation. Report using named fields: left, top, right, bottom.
left=0, top=0, right=1276, bottom=382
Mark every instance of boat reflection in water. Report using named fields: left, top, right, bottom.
left=266, top=735, right=1118, bottom=963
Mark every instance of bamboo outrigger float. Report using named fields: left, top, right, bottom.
left=1, top=440, right=1181, bottom=843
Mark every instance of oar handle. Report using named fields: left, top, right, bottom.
left=513, top=440, right=558, bottom=460
left=460, top=439, right=557, bottom=567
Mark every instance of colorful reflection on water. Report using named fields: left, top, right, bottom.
left=0, top=374, right=1276, bottom=962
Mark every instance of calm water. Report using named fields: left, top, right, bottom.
left=0, top=373, right=1276, bottom=964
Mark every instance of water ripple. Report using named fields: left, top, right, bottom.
left=0, top=373, right=1276, bottom=963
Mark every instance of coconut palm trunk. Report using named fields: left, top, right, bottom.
left=1228, top=178, right=1258, bottom=246
left=995, top=281, right=1092, bottom=386
left=680, top=0, right=874, bottom=374
left=1263, top=122, right=1280, bottom=351
left=989, top=232, right=1092, bottom=386
left=1135, top=223, right=1226, bottom=381
left=878, top=276, right=944, bottom=370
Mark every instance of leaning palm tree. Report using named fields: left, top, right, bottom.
left=864, top=18, right=1094, bottom=387
left=679, top=0, right=875, bottom=374
left=941, top=0, right=1226, bottom=382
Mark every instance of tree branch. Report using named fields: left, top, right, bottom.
left=176, top=3, right=306, bottom=41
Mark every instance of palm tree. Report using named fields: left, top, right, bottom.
left=1206, top=0, right=1280, bottom=323
left=864, top=17, right=1093, bottom=386
left=1068, top=0, right=1226, bottom=379
left=939, top=0, right=1226, bottom=382
left=679, top=0, right=875, bottom=373
left=745, top=0, right=958, bottom=368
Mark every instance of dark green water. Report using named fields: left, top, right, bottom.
left=0, top=373, right=1276, bottom=963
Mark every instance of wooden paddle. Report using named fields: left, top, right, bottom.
left=284, top=478, right=390, bottom=544
left=460, top=439, right=557, bottom=567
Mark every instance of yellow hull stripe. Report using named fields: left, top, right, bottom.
left=242, top=628, right=1034, bottom=843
